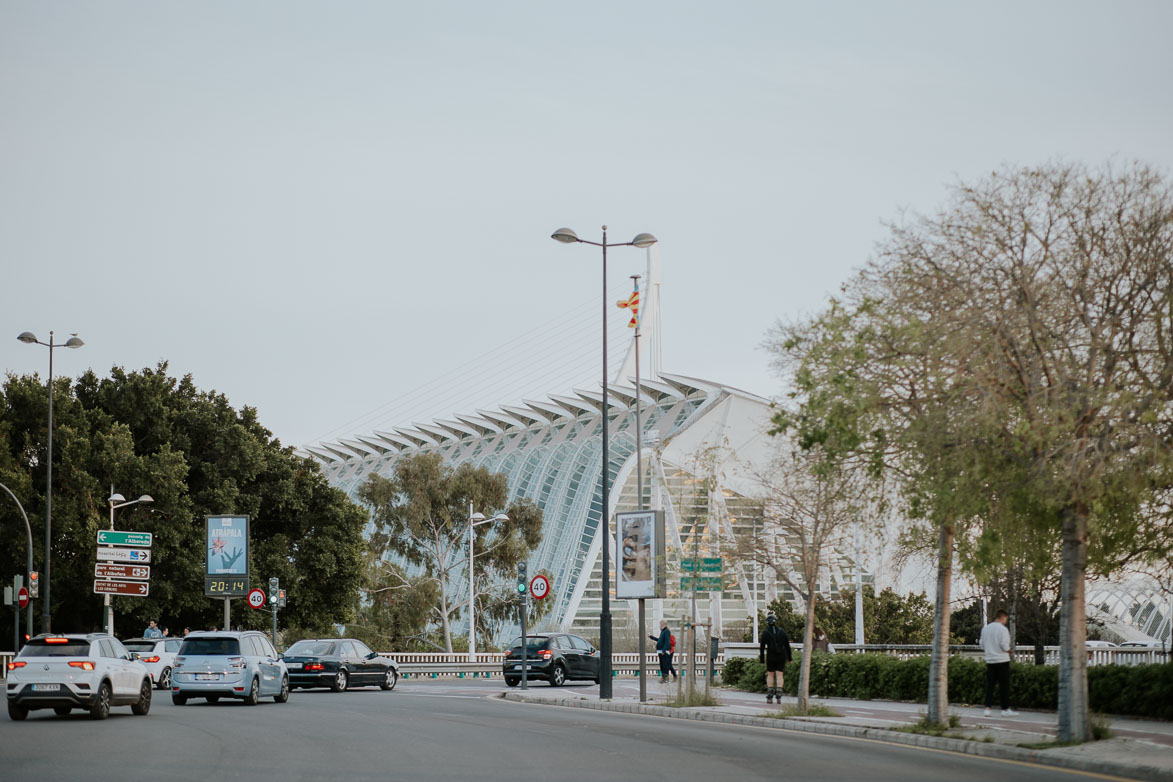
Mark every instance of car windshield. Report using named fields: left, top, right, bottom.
left=507, top=636, right=549, bottom=654
left=286, top=641, right=334, bottom=656
left=179, top=637, right=241, bottom=655
left=123, top=641, right=159, bottom=652
left=18, top=639, right=91, bottom=657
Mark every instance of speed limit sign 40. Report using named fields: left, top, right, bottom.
left=529, top=574, right=550, bottom=600
left=246, top=588, right=267, bottom=609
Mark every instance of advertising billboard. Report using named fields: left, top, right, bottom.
left=205, top=515, right=249, bottom=576
left=615, top=510, right=665, bottom=599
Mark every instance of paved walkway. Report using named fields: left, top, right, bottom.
left=501, top=677, right=1173, bottom=781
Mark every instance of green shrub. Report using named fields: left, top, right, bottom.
left=725, top=653, right=1173, bottom=720
left=721, top=656, right=748, bottom=685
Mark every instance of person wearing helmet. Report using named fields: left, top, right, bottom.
left=758, top=612, right=793, bottom=704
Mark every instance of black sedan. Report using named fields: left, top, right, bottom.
left=502, top=632, right=599, bottom=687
left=282, top=638, right=398, bottom=692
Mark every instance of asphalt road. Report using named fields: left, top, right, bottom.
left=0, top=680, right=1110, bottom=782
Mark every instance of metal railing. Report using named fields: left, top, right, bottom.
left=722, top=642, right=1171, bottom=666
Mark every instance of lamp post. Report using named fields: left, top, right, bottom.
left=0, top=481, right=34, bottom=643
left=551, top=225, right=658, bottom=699
left=104, top=491, right=153, bottom=636
left=468, top=504, right=509, bottom=663
left=18, top=330, right=84, bottom=634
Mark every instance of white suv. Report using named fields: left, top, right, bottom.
left=123, top=637, right=183, bottom=689
left=6, top=633, right=153, bottom=721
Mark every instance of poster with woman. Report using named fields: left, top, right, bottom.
left=615, top=510, right=665, bottom=598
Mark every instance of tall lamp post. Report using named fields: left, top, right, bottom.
left=105, top=491, right=153, bottom=636
left=551, top=226, right=658, bottom=699
left=468, top=504, right=509, bottom=663
left=18, top=330, right=84, bottom=633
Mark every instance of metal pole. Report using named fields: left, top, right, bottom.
left=854, top=519, right=864, bottom=645
left=633, top=284, right=646, bottom=703
left=223, top=597, right=230, bottom=632
left=0, top=481, right=34, bottom=641
left=271, top=601, right=278, bottom=647
left=105, top=490, right=114, bottom=636
left=43, top=332, right=54, bottom=634
left=520, top=589, right=528, bottom=689
left=599, top=227, right=612, bottom=699
left=468, top=501, right=476, bottom=663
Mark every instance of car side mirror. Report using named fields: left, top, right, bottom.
left=128, top=653, right=139, bottom=661
left=366, top=652, right=378, bottom=660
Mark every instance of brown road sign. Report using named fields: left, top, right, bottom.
left=94, top=563, right=150, bottom=581
left=93, top=579, right=150, bottom=597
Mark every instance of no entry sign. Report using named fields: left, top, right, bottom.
left=17, top=587, right=29, bottom=608
left=247, top=588, right=267, bottom=609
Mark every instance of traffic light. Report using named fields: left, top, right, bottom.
left=516, top=562, right=527, bottom=595
left=277, top=589, right=287, bottom=608
left=28, top=571, right=38, bottom=598
left=269, top=577, right=279, bottom=604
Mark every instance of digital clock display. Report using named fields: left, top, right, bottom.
left=204, top=577, right=250, bottom=597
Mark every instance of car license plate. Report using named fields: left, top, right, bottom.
left=196, top=673, right=218, bottom=681
left=286, top=663, right=302, bottom=670
left=512, top=664, right=522, bottom=670
left=32, top=684, right=60, bottom=692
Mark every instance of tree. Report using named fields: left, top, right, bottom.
left=732, top=443, right=873, bottom=712
left=358, top=452, right=543, bottom=652
left=0, top=363, right=367, bottom=638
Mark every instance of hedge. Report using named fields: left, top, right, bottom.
left=720, top=653, right=1173, bottom=720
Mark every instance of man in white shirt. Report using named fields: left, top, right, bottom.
left=980, top=609, right=1018, bottom=717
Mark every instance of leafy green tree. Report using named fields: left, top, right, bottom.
left=358, top=452, right=543, bottom=652
left=764, top=587, right=936, bottom=647
left=0, top=363, right=366, bottom=638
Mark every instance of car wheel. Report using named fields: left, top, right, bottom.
left=380, top=669, right=398, bottom=691
left=331, top=668, right=349, bottom=693
left=274, top=676, right=289, bottom=704
left=89, top=682, right=112, bottom=720
left=172, top=692, right=188, bottom=706
left=206, top=696, right=220, bottom=704
left=8, top=702, right=28, bottom=721
left=243, top=677, right=260, bottom=706
left=550, top=664, right=567, bottom=687
left=53, top=707, right=72, bottom=716
left=158, top=667, right=172, bottom=690
left=132, top=678, right=152, bottom=715
left=504, top=677, right=520, bottom=688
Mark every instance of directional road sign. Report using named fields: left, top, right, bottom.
left=247, top=588, right=267, bottom=609
left=96, top=547, right=151, bottom=564
left=680, top=575, right=724, bottom=592
left=530, top=574, right=550, bottom=600
left=681, top=557, right=723, bottom=573
left=97, top=530, right=152, bottom=547
left=17, top=587, right=29, bottom=608
left=93, top=579, right=150, bottom=597
left=95, top=563, right=150, bottom=580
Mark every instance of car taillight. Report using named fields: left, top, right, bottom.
left=305, top=663, right=325, bottom=671
left=45, top=638, right=69, bottom=644
left=173, top=656, right=185, bottom=667
left=68, top=661, right=96, bottom=671
left=539, top=650, right=552, bottom=660
left=141, top=655, right=160, bottom=663
left=7, top=661, right=26, bottom=670
left=228, top=656, right=246, bottom=669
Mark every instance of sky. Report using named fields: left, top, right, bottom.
left=2, top=2, right=1171, bottom=451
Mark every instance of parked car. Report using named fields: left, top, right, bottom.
left=171, top=631, right=289, bottom=705
left=502, top=633, right=599, bottom=687
left=282, top=638, right=398, bottom=691
left=7, top=633, right=153, bottom=721
left=123, top=636, right=182, bottom=689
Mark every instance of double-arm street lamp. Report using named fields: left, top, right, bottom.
left=104, top=491, right=153, bottom=636
left=468, top=504, right=510, bottom=663
left=18, top=330, right=84, bottom=633
left=551, top=226, right=658, bottom=699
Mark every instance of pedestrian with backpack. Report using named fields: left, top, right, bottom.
left=649, top=620, right=678, bottom=683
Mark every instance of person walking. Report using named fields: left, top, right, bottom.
left=143, top=619, right=163, bottom=638
left=649, top=620, right=677, bottom=683
left=759, top=613, right=793, bottom=704
left=981, top=609, right=1018, bottom=717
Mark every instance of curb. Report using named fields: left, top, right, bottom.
left=498, top=693, right=1170, bottom=782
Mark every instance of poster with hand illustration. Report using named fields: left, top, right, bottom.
left=615, top=510, right=664, bottom=599
left=206, top=515, right=249, bottom=576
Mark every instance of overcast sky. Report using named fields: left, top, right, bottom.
left=3, top=2, right=1171, bottom=450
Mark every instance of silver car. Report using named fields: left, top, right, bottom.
left=123, top=637, right=182, bottom=690
left=170, top=631, right=289, bottom=705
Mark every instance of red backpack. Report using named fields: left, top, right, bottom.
left=669, top=633, right=676, bottom=653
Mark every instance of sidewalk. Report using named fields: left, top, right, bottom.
left=499, top=678, right=1173, bottom=782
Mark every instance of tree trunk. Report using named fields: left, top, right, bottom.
left=439, top=586, right=453, bottom=653
left=926, top=523, right=953, bottom=726
left=799, top=589, right=816, bottom=713
left=1057, top=503, right=1090, bottom=743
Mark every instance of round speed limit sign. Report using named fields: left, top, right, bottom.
left=247, top=588, right=267, bottom=610
left=529, top=574, right=550, bottom=600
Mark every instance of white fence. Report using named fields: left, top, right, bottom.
left=723, top=643, right=1171, bottom=666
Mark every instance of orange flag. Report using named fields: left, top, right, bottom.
left=617, top=282, right=640, bottom=329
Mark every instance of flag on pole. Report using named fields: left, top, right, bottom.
left=617, top=281, right=640, bottom=329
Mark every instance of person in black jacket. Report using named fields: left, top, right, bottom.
left=648, top=620, right=677, bottom=683
left=759, top=613, right=793, bottom=704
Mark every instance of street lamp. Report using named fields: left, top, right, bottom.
left=18, top=330, right=84, bottom=633
left=104, top=491, right=153, bottom=636
left=551, top=225, right=658, bottom=699
left=468, top=504, right=509, bottom=662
